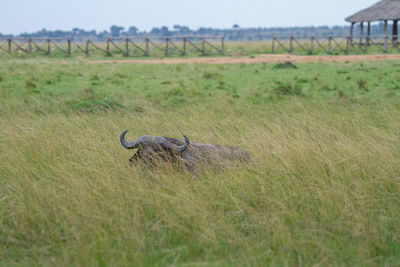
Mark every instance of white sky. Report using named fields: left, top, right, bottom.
left=0, top=0, right=378, bottom=34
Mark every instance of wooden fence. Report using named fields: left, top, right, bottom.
left=0, top=36, right=224, bottom=56
left=271, top=35, right=399, bottom=54
left=0, top=35, right=399, bottom=56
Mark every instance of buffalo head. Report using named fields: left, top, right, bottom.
left=120, top=130, right=190, bottom=167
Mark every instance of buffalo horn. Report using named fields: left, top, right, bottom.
left=159, top=135, right=190, bottom=153
left=120, top=130, right=140, bottom=149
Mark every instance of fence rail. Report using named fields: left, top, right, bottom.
left=271, top=35, right=399, bottom=54
left=0, top=36, right=225, bottom=56
left=0, top=35, right=399, bottom=57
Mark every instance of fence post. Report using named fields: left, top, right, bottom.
left=47, top=39, right=51, bottom=54
left=384, top=36, right=388, bottom=53
left=106, top=38, right=110, bottom=55
left=28, top=38, right=32, bottom=54
left=183, top=37, right=187, bottom=55
left=346, top=36, right=350, bottom=54
left=272, top=36, right=276, bottom=53
left=328, top=36, right=332, bottom=54
left=145, top=38, right=149, bottom=56
left=125, top=38, right=129, bottom=56
left=310, top=36, right=314, bottom=54
left=365, top=36, right=369, bottom=53
left=221, top=36, right=224, bottom=55
left=8, top=38, right=12, bottom=54
left=202, top=38, right=205, bottom=55
left=67, top=39, right=71, bottom=55
left=85, top=40, right=89, bottom=56
left=165, top=38, right=169, bottom=56
left=289, top=36, right=294, bottom=54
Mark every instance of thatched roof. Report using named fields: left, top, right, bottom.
left=346, top=0, right=400, bottom=23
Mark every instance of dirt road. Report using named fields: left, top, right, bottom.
left=90, top=54, right=400, bottom=64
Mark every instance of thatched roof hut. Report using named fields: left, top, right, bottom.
left=346, top=0, right=400, bottom=23
left=346, top=0, right=399, bottom=42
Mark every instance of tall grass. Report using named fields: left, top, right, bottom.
left=0, top=59, right=400, bottom=265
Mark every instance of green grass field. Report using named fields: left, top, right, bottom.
left=0, top=58, right=400, bottom=266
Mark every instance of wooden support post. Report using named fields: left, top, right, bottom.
left=145, top=38, right=149, bottom=56
left=393, top=20, right=398, bottom=47
left=272, top=36, right=276, bottom=53
left=384, top=20, right=388, bottom=52
left=310, top=36, right=314, bottom=54
left=67, top=39, right=71, bottom=55
left=125, top=38, right=129, bottom=56
left=328, top=36, right=333, bottom=54
left=359, top=22, right=364, bottom=46
left=165, top=38, right=169, bottom=56
left=202, top=38, right=205, bottom=55
left=183, top=37, right=187, bottom=55
left=384, top=20, right=388, bottom=37
left=47, top=39, right=51, bottom=54
left=106, top=38, right=110, bottom=55
left=367, top=22, right=371, bottom=36
left=221, top=36, right=224, bottom=54
left=350, top=22, right=355, bottom=45
left=384, top=36, right=388, bottom=53
left=289, top=36, right=294, bottom=54
left=366, top=22, right=371, bottom=48
left=8, top=38, right=12, bottom=54
left=85, top=40, right=89, bottom=56
left=28, top=38, right=32, bottom=54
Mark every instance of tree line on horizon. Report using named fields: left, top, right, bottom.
left=0, top=23, right=392, bottom=41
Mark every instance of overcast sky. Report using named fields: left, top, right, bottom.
left=1, top=0, right=378, bottom=34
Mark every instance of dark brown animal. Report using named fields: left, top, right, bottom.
left=120, top=130, right=250, bottom=172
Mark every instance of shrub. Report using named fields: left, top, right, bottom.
left=25, top=78, right=36, bottom=89
left=357, top=79, right=368, bottom=92
left=273, top=81, right=303, bottom=96
left=203, top=72, right=223, bottom=80
left=273, top=61, right=298, bottom=70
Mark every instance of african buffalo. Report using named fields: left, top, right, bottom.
left=120, top=130, right=250, bottom=172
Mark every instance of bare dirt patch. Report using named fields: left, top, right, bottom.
left=89, top=54, right=400, bottom=64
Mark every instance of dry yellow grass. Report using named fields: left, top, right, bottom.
left=1, top=99, right=399, bottom=265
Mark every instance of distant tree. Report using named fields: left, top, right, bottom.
left=160, top=26, right=169, bottom=36
left=198, top=27, right=212, bottom=34
left=97, top=30, right=108, bottom=40
left=0, top=33, right=13, bottom=38
left=128, top=26, right=138, bottom=36
left=52, top=30, right=65, bottom=37
left=110, top=25, right=124, bottom=37
left=233, top=24, right=240, bottom=29
left=150, top=27, right=161, bottom=35
left=174, top=25, right=190, bottom=35
left=180, top=26, right=191, bottom=34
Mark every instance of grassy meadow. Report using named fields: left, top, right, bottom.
left=0, top=58, right=400, bottom=266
